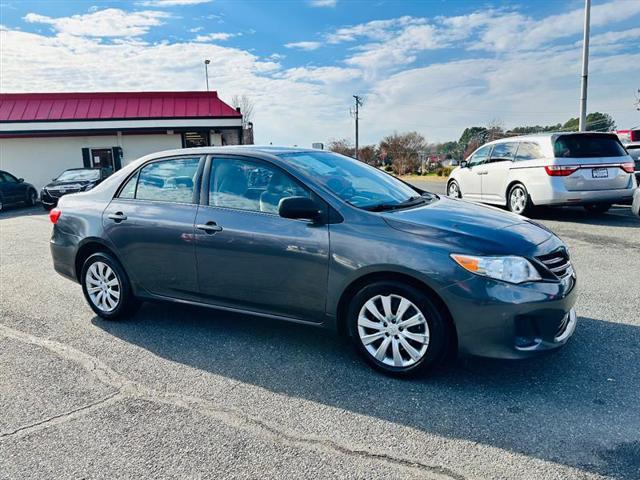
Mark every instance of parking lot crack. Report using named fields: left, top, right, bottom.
left=0, top=391, right=124, bottom=440
left=0, top=323, right=464, bottom=479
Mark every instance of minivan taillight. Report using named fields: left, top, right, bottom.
left=49, top=208, right=61, bottom=224
left=545, top=165, right=579, bottom=176
left=621, top=162, right=635, bottom=173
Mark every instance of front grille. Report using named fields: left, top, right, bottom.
left=45, top=187, right=81, bottom=198
left=536, top=249, right=573, bottom=279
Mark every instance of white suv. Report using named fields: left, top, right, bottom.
left=447, top=132, right=637, bottom=215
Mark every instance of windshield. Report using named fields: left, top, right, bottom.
left=277, top=151, right=420, bottom=209
left=554, top=134, right=627, bottom=158
left=56, top=169, right=101, bottom=182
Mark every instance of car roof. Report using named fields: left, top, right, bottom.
left=485, top=131, right=620, bottom=146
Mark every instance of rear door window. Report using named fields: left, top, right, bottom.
left=489, top=142, right=518, bottom=162
left=554, top=135, right=627, bottom=158
left=130, top=157, right=201, bottom=203
left=514, top=142, right=543, bottom=161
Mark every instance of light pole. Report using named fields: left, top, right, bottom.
left=204, top=59, right=211, bottom=92
left=579, top=0, right=591, bottom=132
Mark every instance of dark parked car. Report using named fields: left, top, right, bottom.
left=41, top=168, right=110, bottom=210
left=0, top=170, right=38, bottom=212
left=625, top=142, right=640, bottom=185
left=49, top=147, right=578, bottom=376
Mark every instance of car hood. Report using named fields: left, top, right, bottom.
left=45, top=179, right=96, bottom=188
left=381, top=197, right=554, bottom=255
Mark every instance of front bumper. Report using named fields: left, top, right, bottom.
left=440, top=272, right=578, bottom=359
left=40, top=190, right=59, bottom=208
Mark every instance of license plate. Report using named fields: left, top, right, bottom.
left=592, top=168, right=608, bottom=178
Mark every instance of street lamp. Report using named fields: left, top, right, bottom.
left=204, top=59, right=211, bottom=92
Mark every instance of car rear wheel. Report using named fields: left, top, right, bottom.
left=447, top=180, right=461, bottom=198
left=508, top=183, right=531, bottom=215
left=81, top=252, right=139, bottom=320
left=348, top=281, right=449, bottom=377
left=25, top=189, right=37, bottom=206
left=583, top=203, right=611, bottom=214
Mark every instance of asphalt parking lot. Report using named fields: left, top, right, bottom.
left=1, top=189, right=639, bottom=479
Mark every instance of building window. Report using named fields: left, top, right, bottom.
left=182, top=131, right=210, bottom=148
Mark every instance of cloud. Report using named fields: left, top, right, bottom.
left=194, top=32, right=238, bottom=42
left=284, top=41, right=322, bottom=51
left=309, top=0, right=337, bottom=7
left=23, top=8, right=169, bottom=37
left=139, top=0, right=213, bottom=6
left=326, top=16, right=426, bottom=44
left=278, top=66, right=361, bottom=84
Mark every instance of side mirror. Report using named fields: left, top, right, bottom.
left=460, top=160, right=468, bottom=168
left=279, top=196, right=321, bottom=221
left=18, top=178, right=24, bottom=183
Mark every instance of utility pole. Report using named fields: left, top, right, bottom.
left=579, top=0, right=591, bottom=132
left=204, top=59, right=211, bottom=92
left=352, top=95, right=363, bottom=159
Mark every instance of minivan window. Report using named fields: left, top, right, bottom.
left=554, top=134, right=627, bottom=158
left=135, top=157, right=200, bottom=203
left=515, top=142, right=543, bottom=161
left=209, top=158, right=309, bottom=213
left=490, top=142, right=518, bottom=162
left=468, top=145, right=492, bottom=166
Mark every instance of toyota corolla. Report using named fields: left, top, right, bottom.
left=49, top=147, right=577, bottom=376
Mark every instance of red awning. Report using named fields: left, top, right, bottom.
left=0, top=92, right=242, bottom=122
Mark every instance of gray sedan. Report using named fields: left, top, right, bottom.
left=49, top=147, right=577, bottom=376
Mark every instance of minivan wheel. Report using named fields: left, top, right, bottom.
left=584, top=203, right=611, bottom=214
left=447, top=180, right=461, bottom=198
left=508, top=183, right=531, bottom=215
left=348, top=281, right=449, bottom=377
left=81, top=252, right=139, bottom=320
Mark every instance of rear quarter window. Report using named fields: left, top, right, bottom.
left=554, top=135, right=627, bottom=158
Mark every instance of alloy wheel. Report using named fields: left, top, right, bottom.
left=510, top=186, right=527, bottom=214
left=357, top=294, right=430, bottom=367
left=85, top=261, right=121, bottom=312
left=447, top=182, right=459, bottom=198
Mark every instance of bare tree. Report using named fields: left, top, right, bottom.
left=379, top=131, right=427, bottom=175
left=327, top=138, right=355, bottom=157
left=231, top=94, right=255, bottom=128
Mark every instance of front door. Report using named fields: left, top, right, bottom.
left=195, top=156, right=330, bottom=321
left=0, top=172, right=25, bottom=203
left=460, top=144, right=492, bottom=201
left=481, top=142, right=518, bottom=204
left=103, top=156, right=203, bottom=299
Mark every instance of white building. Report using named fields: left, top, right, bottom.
left=0, top=91, right=244, bottom=190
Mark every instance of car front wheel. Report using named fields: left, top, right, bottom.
left=26, top=189, right=37, bottom=206
left=447, top=180, right=461, bottom=198
left=348, top=281, right=450, bottom=377
left=81, top=252, right=139, bottom=320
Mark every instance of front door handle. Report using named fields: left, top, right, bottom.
left=108, top=212, right=127, bottom=222
left=477, top=171, right=488, bottom=175
left=196, top=221, right=223, bottom=234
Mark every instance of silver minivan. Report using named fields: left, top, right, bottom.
left=447, top=132, right=637, bottom=215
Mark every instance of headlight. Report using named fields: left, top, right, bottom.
left=83, top=183, right=96, bottom=191
left=451, top=254, right=541, bottom=284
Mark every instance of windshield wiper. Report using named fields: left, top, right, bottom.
left=363, top=195, right=429, bottom=212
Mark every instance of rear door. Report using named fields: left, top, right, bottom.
left=459, top=145, right=492, bottom=201
left=553, top=134, right=633, bottom=191
left=481, top=142, right=518, bottom=204
left=194, top=155, right=330, bottom=321
left=103, top=156, right=203, bottom=299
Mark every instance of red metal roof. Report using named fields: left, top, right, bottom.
left=0, top=92, right=242, bottom=122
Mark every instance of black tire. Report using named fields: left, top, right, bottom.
left=507, top=183, right=532, bottom=215
left=80, top=252, right=140, bottom=320
left=584, top=203, right=611, bottom=214
left=43, top=204, right=54, bottom=211
left=447, top=180, right=461, bottom=198
left=25, top=189, right=37, bottom=206
left=347, top=281, right=450, bottom=377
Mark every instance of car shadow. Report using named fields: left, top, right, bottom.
left=528, top=205, right=639, bottom=228
left=93, top=303, right=640, bottom=479
left=0, top=204, right=46, bottom=220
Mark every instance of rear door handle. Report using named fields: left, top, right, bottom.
left=196, top=221, right=223, bottom=234
left=108, top=212, right=127, bottom=222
